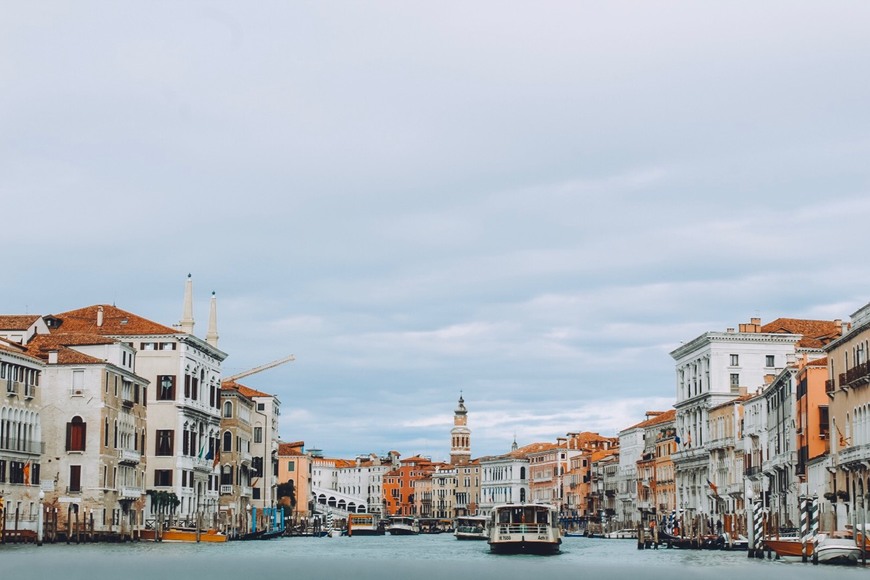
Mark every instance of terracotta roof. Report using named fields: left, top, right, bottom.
left=0, top=315, right=41, bottom=330
left=631, top=409, right=676, bottom=429
left=277, top=441, right=305, bottom=456
left=806, top=357, right=828, bottom=367
left=710, top=394, right=752, bottom=412
left=590, top=448, right=618, bottom=462
left=0, top=337, right=42, bottom=362
left=49, top=304, right=178, bottom=336
left=221, top=379, right=273, bottom=398
left=26, top=333, right=119, bottom=365
left=761, top=318, right=842, bottom=349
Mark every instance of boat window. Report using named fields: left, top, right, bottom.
left=499, top=510, right=512, bottom=524
left=536, top=510, right=548, bottom=524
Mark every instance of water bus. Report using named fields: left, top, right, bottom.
left=386, top=516, right=420, bottom=535
left=454, top=515, right=488, bottom=540
left=487, top=503, right=561, bottom=555
left=347, top=513, right=385, bottom=536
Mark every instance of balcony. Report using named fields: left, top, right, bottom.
left=826, top=379, right=835, bottom=394
left=24, top=384, right=36, bottom=399
left=6, top=380, right=21, bottom=396
left=240, top=486, right=252, bottom=497
left=838, top=442, right=870, bottom=467
left=121, top=397, right=134, bottom=409
left=119, top=486, right=143, bottom=500
left=0, top=439, right=44, bottom=455
left=118, top=449, right=141, bottom=465
left=193, top=457, right=212, bottom=472
left=843, top=362, right=870, bottom=388
left=220, top=484, right=233, bottom=495
left=241, top=451, right=252, bottom=464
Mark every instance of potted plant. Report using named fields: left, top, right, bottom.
left=836, top=489, right=849, bottom=501
left=823, top=491, right=836, bottom=502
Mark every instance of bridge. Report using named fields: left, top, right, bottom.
left=310, top=487, right=371, bottom=519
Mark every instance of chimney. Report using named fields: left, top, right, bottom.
left=48, top=350, right=58, bottom=364
left=97, top=306, right=104, bottom=327
left=738, top=386, right=747, bottom=396
left=726, top=328, right=735, bottom=333
left=751, top=317, right=761, bottom=326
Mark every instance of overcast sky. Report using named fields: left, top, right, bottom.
left=2, top=2, right=869, bottom=461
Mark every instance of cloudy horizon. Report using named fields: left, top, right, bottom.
left=3, top=1, right=869, bottom=460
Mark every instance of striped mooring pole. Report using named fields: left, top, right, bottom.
left=800, top=496, right=809, bottom=563
left=810, top=495, right=819, bottom=565
left=753, top=500, right=765, bottom=559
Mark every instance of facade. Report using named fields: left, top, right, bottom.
left=479, top=442, right=557, bottom=514
left=29, top=332, right=148, bottom=539
left=707, top=394, right=748, bottom=537
left=218, top=383, right=254, bottom=535
left=826, top=302, right=870, bottom=530
left=383, top=455, right=435, bottom=516
left=617, top=414, right=659, bottom=527
left=652, top=417, right=677, bottom=523
left=670, top=317, right=838, bottom=525
left=563, top=432, right=617, bottom=528
left=48, top=281, right=228, bottom=527
left=276, top=441, right=311, bottom=520
left=635, top=411, right=676, bottom=527
left=0, top=337, right=44, bottom=537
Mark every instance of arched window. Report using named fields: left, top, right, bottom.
left=520, top=466, right=526, bottom=480
left=223, top=430, right=232, bottom=452
left=66, top=416, right=87, bottom=452
left=223, top=401, right=233, bottom=418
left=520, top=488, right=526, bottom=502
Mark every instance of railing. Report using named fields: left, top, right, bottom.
left=494, top=523, right=550, bottom=535
left=845, top=361, right=870, bottom=387
left=241, top=451, right=252, bottom=464
left=220, top=484, right=233, bottom=495
left=6, top=380, right=21, bottom=396
left=0, top=439, right=44, bottom=454
left=119, top=486, right=143, bottom=499
left=193, top=457, right=212, bottom=472
left=825, top=379, right=834, bottom=393
left=118, top=449, right=141, bottom=464
left=240, top=486, right=252, bottom=497
left=839, top=443, right=870, bottom=465
left=24, top=384, right=36, bottom=399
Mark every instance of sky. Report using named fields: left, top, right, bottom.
left=2, top=2, right=870, bottom=461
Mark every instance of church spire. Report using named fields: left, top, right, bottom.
left=179, top=273, right=195, bottom=334
left=206, top=291, right=219, bottom=347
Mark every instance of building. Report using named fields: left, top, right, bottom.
left=670, top=316, right=839, bottom=525
left=276, top=441, right=311, bottom=521
left=707, top=394, right=748, bottom=538
left=479, top=441, right=554, bottom=514
left=826, top=302, right=870, bottom=529
left=218, top=382, right=255, bottom=535
left=383, top=455, right=435, bottom=516
left=47, top=278, right=228, bottom=527
left=563, top=432, right=617, bottom=529
left=0, top=335, right=44, bottom=538
left=634, top=411, right=676, bottom=527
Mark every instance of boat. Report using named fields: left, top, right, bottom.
left=347, top=513, right=385, bottom=536
left=454, top=515, right=488, bottom=540
left=487, top=503, right=562, bottom=555
left=139, top=527, right=228, bottom=543
left=604, top=528, right=638, bottom=539
left=763, top=536, right=812, bottom=559
left=814, top=532, right=861, bottom=565
left=386, top=516, right=420, bottom=535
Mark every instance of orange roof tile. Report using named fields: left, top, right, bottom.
left=629, top=409, right=677, bottom=430
left=0, top=315, right=41, bottom=330
left=761, top=318, right=841, bottom=349
left=221, top=379, right=273, bottom=398
left=49, top=305, right=178, bottom=336
left=278, top=441, right=305, bottom=456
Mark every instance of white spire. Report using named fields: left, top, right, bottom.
left=206, top=291, right=219, bottom=347
left=180, top=273, right=195, bottom=334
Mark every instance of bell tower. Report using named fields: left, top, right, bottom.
left=450, top=394, right=471, bottom=466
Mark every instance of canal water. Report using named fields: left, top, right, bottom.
left=4, top=534, right=868, bottom=580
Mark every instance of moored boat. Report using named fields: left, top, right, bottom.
left=139, top=527, right=228, bottom=543
left=604, top=528, right=638, bottom=539
left=386, top=516, right=419, bottom=535
left=487, top=503, right=561, bottom=555
left=347, top=513, right=385, bottom=536
left=454, top=515, right=488, bottom=540
left=814, top=532, right=860, bottom=565
left=763, top=536, right=812, bottom=559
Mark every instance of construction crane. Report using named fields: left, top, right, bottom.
left=224, top=354, right=295, bottom=382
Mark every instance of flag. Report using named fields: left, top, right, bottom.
left=707, top=478, right=719, bottom=497
left=212, top=443, right=221, bottom=470
left=198, top=440, right=206, bottom=459
left=23, top=462, right=31, bottom=485
left=674, top=435, right=681, bottom=444
left=836, top=424, right=851, bottom=448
